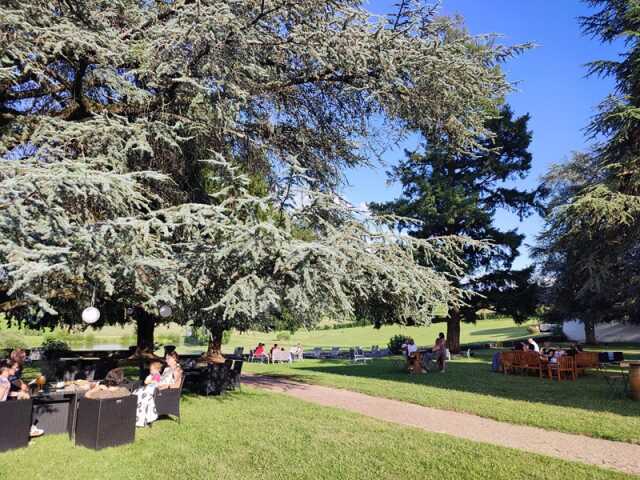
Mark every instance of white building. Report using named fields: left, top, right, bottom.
left=562, top=320, right=640, bottom=343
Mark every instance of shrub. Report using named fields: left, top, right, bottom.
left=276, top=331, right=291, bottom=341
left=388, top=334, right=412, bottom=355
left=0, top=331, right=28, bottom=351
left=41, top=337, right=71, bottom=360
left=222, top=330, right=231, bottom=345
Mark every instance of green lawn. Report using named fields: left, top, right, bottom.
left=245, top=347, right=640, bottom=444
left=220, top=318, right=539, bottom=352
left=2, top=316, right=540, bottom=352
left=0, top=389, right=632, bottom=480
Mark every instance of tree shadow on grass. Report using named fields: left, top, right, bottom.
left=468, top=326, right=527, bottom=337
left=272, top=357, right=640, bottom=419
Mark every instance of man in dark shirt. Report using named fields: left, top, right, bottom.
left=8, top=361, right=28, bottom=394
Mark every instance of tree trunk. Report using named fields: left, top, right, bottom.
left=202, top=324, right=226, bottom=364
left=128, top=309, right=161, bottom=360
left=584, top=318, right=597, bottom=345
left=446, top=310, right=461, bottom=354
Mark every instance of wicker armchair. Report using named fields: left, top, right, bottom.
left=0, top=399, right=32, bottom=452
left=154, top=377, right=184, bottom=423
left=227, top=360, right=244, bottom=391
left=75, top=395, right=136, bottom=450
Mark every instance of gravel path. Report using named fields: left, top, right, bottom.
left=243, top=374, right=640, bottom=477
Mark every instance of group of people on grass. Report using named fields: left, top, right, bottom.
left=251, top=342, right=304, bottom=362
left=401, top=333, right=448, bottom=373
left=492, top=338, right=586, bottom=372
left=513, top=338, right=584, bottom=364
left=1, top=347, right=184, bottom=435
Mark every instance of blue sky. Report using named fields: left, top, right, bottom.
left=344, top=0, right=621, bottom=269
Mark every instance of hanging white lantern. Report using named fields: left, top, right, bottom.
left=82, top=306, right=101, bottom=324
left=159, top=305, right=172, bottom=318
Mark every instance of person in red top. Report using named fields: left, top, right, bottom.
left=253, top=343, right=265, bottom=358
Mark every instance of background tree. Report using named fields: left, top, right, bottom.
left=534, top=1, right=640, bottom=343
left=0, top=0, right=524, bottom=358
left=371, top=105, right=541, bottom=352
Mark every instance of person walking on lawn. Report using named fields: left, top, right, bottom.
left=435, top=333, right=447, bottom=373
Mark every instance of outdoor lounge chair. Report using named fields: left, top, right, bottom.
left=227, top=359, right=244, bottom=391
left=0, top=399, right=32, bottom=452
left=201, top=362, right=233, bottom=396
left=75, top=395, right=136, bottom=450
left=155, top=376, right=185, bottom=423
left=271, top=349, right=292, bottom=363
left=327, top=347, right=341, bottom=359
left=231, top=346, right=244, bottom=358
left=351, top=347, right=371, bottom=364
left=308, top=347, right=323, bottom=359
left=598, top=352, right=624, bottom=364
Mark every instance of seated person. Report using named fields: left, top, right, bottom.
left=253, top=343, right=266, bottom=358
left=157, top=351, right=183, bottom=390
left=8, top=361, right=30, bottom=399
left=548, top=349, right=565, bottom=364
left=144, top=361, right=163, bottom=385
left=1, top=361, right=44, bottom=437
left=513, top=342, right=526, bottom=351
left=527, top=338, right=540, bottom=352
left=566, top=343, right=584, bottom=356
left=136, top=352, right=182, bottom=427
left=290, top=343, right=304, bottom=360
left=0, top=361, right=12, bottom=402
left=406, top=338, right=418, bottom=357
left=8, top=350, right=29, bottom=396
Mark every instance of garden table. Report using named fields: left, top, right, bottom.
left=58, top=357, right=101, bottom=363
left=597, top=362, right=630, bottom=399
left=32, top=389, right=83, bottom=438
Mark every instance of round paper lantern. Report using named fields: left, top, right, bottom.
left=159, top=305, right=172, bottom=318
left=82, top=306, right=101, bottom=324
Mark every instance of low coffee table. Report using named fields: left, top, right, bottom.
left=32, top=388, right=87, bottom=438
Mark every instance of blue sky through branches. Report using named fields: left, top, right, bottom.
left=345, top=0, right=620, bottom=269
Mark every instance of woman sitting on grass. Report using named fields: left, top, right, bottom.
left=135, top=352, right=183, bottom=427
